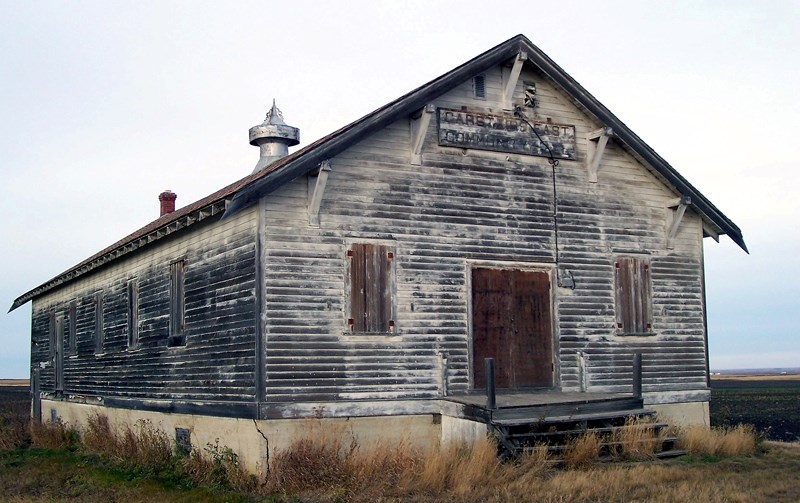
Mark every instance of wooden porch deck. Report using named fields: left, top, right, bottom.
left=444, top=390, right=646, bottom=424
left=446, top=390, right=633, bottom=409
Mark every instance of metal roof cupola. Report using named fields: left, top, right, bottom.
left=248, top=99, right=300, bottom=173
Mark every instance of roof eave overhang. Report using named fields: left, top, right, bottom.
left=9, top=196, right=232, bottom=312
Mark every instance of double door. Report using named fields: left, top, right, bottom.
left=472, top=268, right=554, bottom=389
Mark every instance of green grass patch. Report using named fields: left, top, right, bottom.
left=678, top=453, right=723, bottom=464
left=0, top=447, right=259, bottom=503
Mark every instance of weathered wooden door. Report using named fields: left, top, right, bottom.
left=472, top=268, right=554, bottom=389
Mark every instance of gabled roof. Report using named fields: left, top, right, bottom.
left=10, top=34, right=746, bottom=312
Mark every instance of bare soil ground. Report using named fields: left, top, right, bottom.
left=710, top=378, right=800, bottom=442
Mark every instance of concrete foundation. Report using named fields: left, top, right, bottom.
left=42, top=396, right=711, bottom=476
left=648, top=401, right=710, bottom=428
left=43, top=400, right=458, bottom=477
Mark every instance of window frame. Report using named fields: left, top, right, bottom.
left=127, top=278, right=139, bottom=349
left=94, top=291, right=104, bottom=355
left=48, top=311, right=56, bottom=358
left=473, top=74, right=487, bottom=100
left=614, top=256, right=654, bottom=336
left=345, top=242, right=396, bottom=335
left=54, top=314, right=65, bottom=391
left=67, top=301, right=77, bottom=355
left=168, top=259, right=186, bottom=347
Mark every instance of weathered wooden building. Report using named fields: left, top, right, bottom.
left=11, top=35, right=746, bottom=471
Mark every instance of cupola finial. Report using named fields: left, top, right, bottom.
left=248, top=100, right=300, bottom=173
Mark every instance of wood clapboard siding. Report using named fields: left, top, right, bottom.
left=262, top=62, right=708, bottom=403
left=29, top=207, right=259, bottom=402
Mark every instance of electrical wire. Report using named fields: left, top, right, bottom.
left=513, top=107, right=562, bottom=274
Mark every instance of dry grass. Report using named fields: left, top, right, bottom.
left=0, top=413, right=30, bottom=451
left=268, top=420, right=356, bottom=493
left=82, top=413, right=117, bottom=453
left=265, top=426, right=552, bottom=501
left=29, top=417, right=79, bottom=449
left=609, top=415, right=665, bottom=460
left=680, top=423, right=757, bottom=457
left=2, top=400, right=769, bottom=503
left=82, top=413, right=257, bottom=490
left=82, top=413, right=173, bottom=469
left=413, top=436, right=503, bottom=496
left=267, top=422, right=524, bottom=501
left=344, top=438, right=420, bottom=497
left=0, top=380, right=29, bottom=387
left=263, top=421, right=763, bottom=501
left=712, top=373, right=800, bottom=381
left=562, top=431, right=600, bottom=469
left=0, top=388, right=31, bottom=451
left=181, top=439, right=258, bottom=491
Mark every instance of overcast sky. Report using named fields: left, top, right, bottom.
left=1, top=1, right=798, bottom=378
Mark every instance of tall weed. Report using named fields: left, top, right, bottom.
left=82, top=414, right=172, bottom=471
left=679, top=424, right=756, bottom=457
left=268, top=420, right=355, bottom=492
left=0, top=413, right=31, bottom=450
left=8, top=409, right=767, bottom=502
left=609, top=416, right=663, bottom=460
left=30, top=417, right=79, bottom=449
left=182, top=439, right=258, bottom=491
left=562, top=432, right=600, bottom=469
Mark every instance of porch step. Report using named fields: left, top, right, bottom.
left=505, top=421, right=669, bottom=439
left=654, top=449, right=688, bottom=459
left=493, top=408, right=654, bottom=427
left=490, top=407, right=681, bottom=464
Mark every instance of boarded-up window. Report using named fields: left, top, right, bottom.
left=67, top=301, right=77, bottom=355
left=127, top=279, right=139, bottom=349
left=168, top=260, right=186, bottom=347
left=48, top=311, right=56, bottom=358
left=55, top=315, right=64, bottom=391
left=614, top=257, right=653, bottom=335
left=473, top=75, right=486, bottom=99
left=94, top=292, right=104, bottom=354
left=348, top=243, right=394, bottom=333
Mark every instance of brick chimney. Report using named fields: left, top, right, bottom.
left=159, top=190, right=177, bottom=217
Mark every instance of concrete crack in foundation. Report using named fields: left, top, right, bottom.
left=252, top=419, right=270, bottom=478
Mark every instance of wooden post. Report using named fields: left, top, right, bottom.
left=31, top=368, right=41, bottom=423
left=578, top=351, right=587, bottom=392
left=632, top=352, right=643, bottom=399
left=485, top=358, right=496, bottom=410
